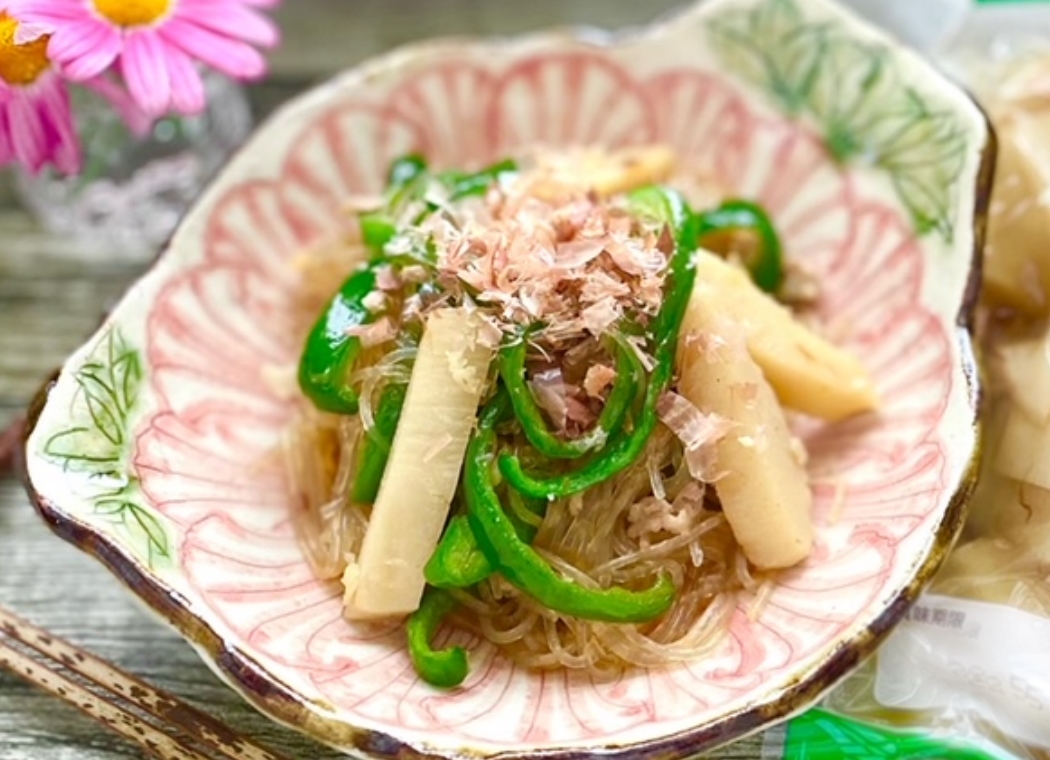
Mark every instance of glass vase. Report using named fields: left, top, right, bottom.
left=14, top=73, right=253, bottom=261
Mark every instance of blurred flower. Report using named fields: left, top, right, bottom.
left=15, top=0, right=280, bottom=117
left=0, top=10, right=79, bottom=174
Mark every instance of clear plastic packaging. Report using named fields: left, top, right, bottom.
left=766, top=3, right=1050, bottom=759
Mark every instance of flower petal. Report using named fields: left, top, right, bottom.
left=8, top=0, right=89, bottom=23
left=0, top=110, right=12, bottom=166
left=8, top=90, right=47, bottom=173
left=159, top=18, right=267, bottom=81
left=13, top=21, right=52, bottom=44
left=163, top=47, right=206, bottom=116
left=121, top=31, right=173, bottom=117
left=35, top=75, right=80, bottom=174
left=48, top=21, right=122, bottom=81
left=176, top=0, right=280, bottom=47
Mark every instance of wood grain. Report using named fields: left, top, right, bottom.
left=0, top=0, right=763, bottom=757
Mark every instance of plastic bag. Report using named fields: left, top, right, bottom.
left=761, top=3, right=1050, bottom=759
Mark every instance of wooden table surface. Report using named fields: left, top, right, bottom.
left=0, top=2, right=774, bottom=758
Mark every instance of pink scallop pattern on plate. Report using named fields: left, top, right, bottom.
left=280, top=102, right=425, bottom=237
left=132, top=53, right=960, bottom=750
left=487, top=53, right=657, bottom=156
left=646, top=70, right=757, bottom=184
left=387, top=61, right=500, bottom=168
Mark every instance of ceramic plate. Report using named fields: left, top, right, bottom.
left=22, top=0, right=993, bottom=756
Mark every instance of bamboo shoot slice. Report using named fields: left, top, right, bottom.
left=587, top=146, right=675, bottom=197
left=678, top=299, right=813, bottom=570
left=344, top=308, right=495, bottom=620
left=529, top=146, right=676, bottom=201
left=687, top=250, right=878, bottom=422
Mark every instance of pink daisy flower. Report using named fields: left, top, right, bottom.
left=15, top=0, right=280, bottom=118
left=0, top=11, right=79, bottom=174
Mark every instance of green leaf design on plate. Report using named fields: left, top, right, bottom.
left=45, top=329, right=142, bottom=477
left=804, top=35, right=895, bottom=161
left=709, top=0, right=830, bottom=113
left=879, top=96, right=968, bottom=239
left=95, top=487, right=171, bottom=568
left=43, top=328, right=170, bottom=568
left=708, top=0, right=969, bottom=242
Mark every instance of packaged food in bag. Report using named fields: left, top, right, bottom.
left=762, top=3, right=1050, bottom=758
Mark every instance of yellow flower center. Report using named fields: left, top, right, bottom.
left=0, top=14, right=51, bottom=86
left=93, top=0, right=173, bottom=28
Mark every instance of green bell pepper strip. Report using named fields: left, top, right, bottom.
left=425, top=515, right=494, bottom=588
left=350, top=383, right=407, bottom=504
left=498, top=334, right=642, bottom=460
left=439, top=158, right=518, bottom=201
left=425, top=491, right=543, bottom=589
left=387, top=153, right=427, bottom=188
left=297, top=262, right=383, bottom=415
left=406, top=587, right=469, bottom=688
left=360, top=213, right=397, bottom=254
left=360, top=155, right=431, bottom=256
left=466, top=391, right=676, bottom=623
left=363, top=157, right=516, bottom=259
left=497, top=187, right=699, bottom=499
left=631, top=189, right=782, bottom=293
left=696, top=199, right=784, bottom=294
left=626, top=184, right=683, bottom=225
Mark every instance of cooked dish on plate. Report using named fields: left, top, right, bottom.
left=285, top=146, right=879, bottom=686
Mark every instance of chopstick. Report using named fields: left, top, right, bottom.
left=0, top=638, right=213, bottom=760
left=0, top=414, right=24, bottom=475
left=0, top=607, right=294, bottom=760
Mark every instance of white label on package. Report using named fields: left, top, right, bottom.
left=874, top=593, right=1050, bottom=750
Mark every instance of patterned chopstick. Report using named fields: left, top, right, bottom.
left=0, top=637, right=213, bottom=760
left=0, top=607, right=294, bottom=760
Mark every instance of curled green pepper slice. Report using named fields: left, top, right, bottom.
left=467, top=392, right=675, bottom=623
left=498, top=187, right=698, bottom=499
left=361, top=155, right=431, bottom=256
left=439, top=158, right=518, bottom=200
left=696, top=199, right=784, bottom=294
left=350, top=383, right=407, bottom=504
left=406, top=587, right=469, bottom=688
left=425, top=515, right=493, bottom=589
left=498, top=334, right=642, bottom=460
left=297, top=263, right=382, bottom=415
left=365, top=156, right=517, bottom=260
left=426, top=491, right=544, bottom=589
